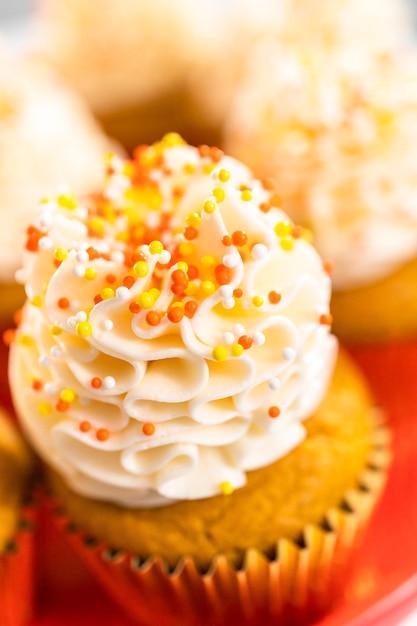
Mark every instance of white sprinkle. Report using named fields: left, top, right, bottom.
left=38, top=237, right=53, bottom=250
left=223, top=331, right=235, bottom=345
left=73, top=264, right=85, bottom=278
left=50, top=346, right=62, bottom=358
left=39, top=214, right=54, bottom=229
left=253, top=332, right=266, bottom=346
left=116, top=286, right=131, bottom=301
left=140, top=244, right=150, bottom=257
left=67, top=316, right=77, bottom=329
left=75, top=311, right=87, bottom=322
left=233, top=323, right=245, bottom=336
left=44, top=382, right=57, bottom=395
left=219, top=285, right=233, bottom=298
left=283, top=347, right=295, bottom=361
left=251, top=243, right=268, bottom=260
left=222, top=297, right=235, bottom=310
left=76, top=250, right=89, bottom=263
left=39, top=355, right=51, bottom=367
left=222, top=254, right=237, bottom=268
left=268, top=377, right=281, bottom=390
left=159, top=250, right=171, bottom=265
left=103, top=376, right=116, bottom=389
left=102, top=320, right=114, bottom=331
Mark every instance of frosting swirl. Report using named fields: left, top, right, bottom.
left=10, top=135, right=336, bottom=507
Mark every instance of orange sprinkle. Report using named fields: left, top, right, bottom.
left=261, top=178, right=276, bottom=191
left=214, top=264, right=232, bottom=285
left=142, top=423, right=155, bottom=436
left=168, top=307, right=184, bottom=323
left=123, top=275, right=135, bottom=289
left=184, top=226, right=198, bottom=240
left=172, top=269, right=187, bottom=284
left=171, top=283, right=186, bottom=296
left=91, top=377, right=102, bottom=389
left=210, top=147, right=224, bottom=162
left=232, top=230, right=248, bottom=247
left=105, top=274, right=117, bottom=284
left=184, top=301, right=198, bottom=318
left=270, top=193, right=282, bottom=207
left=268, top=291, right=282, bottom=305
left=25, top=226, right=43, bottom=252
left=79, top=421, right=91, bottom=433
left=32, top=379, right=43, bottom=391
left=129, top=302, right=141, bottom=314
left=146, top=311, right=161, bottom=326
left=198, top=144, right=211, bottom=158
left=2, top=328, right=15, bottom=347
left=187, top=265, right=199, bottom=280
left=319, top=313, right=333, bottom=326
left=130, top=251, right=147, bottom=265
left=292, top=225, right=303, bottom=239
left=268, top=406, right=281, bottom=418
left=238, top=335, right=253, bottom=350
left=96, top=428, right=110, bottom=442
left=323, top=259, right=335, bottom=275
left=222, top=235, right=233, bottom=246
left=259, top=202, right=271, bottom=213
left=58, top=297, right=70, bottom=309
left=87, top=246, right=99, bottom=260
left=94, top=294, right=103, bottom=305
left=56, top=399, right=70, bottom=412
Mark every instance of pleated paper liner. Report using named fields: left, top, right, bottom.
left=0, top=501, right=37, bottom=626
left=40, top=412, right=390, bottom=626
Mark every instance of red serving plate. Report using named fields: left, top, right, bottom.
left=1, top=336, right=417, bottom=626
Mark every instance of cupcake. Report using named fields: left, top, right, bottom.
left=225, top=39, right=417, bottom=343
left=0, top=407, right=34, bottom=626
left=33, top=0, right=217, bottom=149
left=0, top=49, right=115, bottom=330
left=9, top=135, right=389, bottom=624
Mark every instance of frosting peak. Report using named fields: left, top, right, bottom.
left=10, top=134, right=336, bottom=507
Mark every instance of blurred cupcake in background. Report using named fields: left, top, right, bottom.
left=225, top=38, right=417, bottom=344
left=9, top=135, right=389, bottom=625
left=0, top=407, right=34, bottom=626
left=0, top=48, right=115, bottom=330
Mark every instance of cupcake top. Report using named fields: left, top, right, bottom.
left=225, top=43, right=417, bottom=289
left=0, top=408, right=33, bottom=551
left=0, top=51, right=114, bottom=284
left=9, top=134, right=336, bottom=508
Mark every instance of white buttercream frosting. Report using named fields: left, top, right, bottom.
left=9, top=135, right=336, bottom=508
left=226, top=43, right=417, bottom=290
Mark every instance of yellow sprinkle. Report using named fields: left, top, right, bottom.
left=183, top=163, right=195, bottom=175
left=252, top=295, right=264, bottom=307
left=280, top=236, right=294, bottom=252
left=212, top=188, right=225, bottom=203
left=218, top=169, right=230, bottom=183
left=178, top=242, right=195, bottom=257
left=231, top=343, right=244, bottom=357
left=122, top=162, right=135, bottom=178
left=201, top=280, right=216, bottom=296
left=50, top=326, right=62, bottom=336
left=185, top=281, right=198, bottom=296
left=220, top=481, right=234, bottom=495
left=38, top=401, right=53, bottom=416
left=88, top=218, right=105, bottom=236
left=212, top=346, right=228, bottom=362
left=201, top=255, right=216, bottom=269
left=76, top=321, right=92, bottom=337
left=170, top=301, right=184, bottom=310
left=203, top=200, right=216, bottom=214
left=60, top=388, right=76, bottom=403
left=149, top=240, right=164, bottom=255
left=19, top=335, right=33, bottom=347
left=241, top=189, right=252, bottom=202
left=139, top=146, right=158, bottom=168
left=301, top=228, right=313, bottom=244
left=85, top=267, right=97, bottom=281
left=116, top=230, right=129, bottom=243
left=101, top=287, right=115, bottom=300
left=186, top=212, right=201, bottom=227
left=203, top=163, right=216, bottom=175
left=149, top=288, right=161, bottom=300
left=275, top=221, right=292, bottom=237
left=162, top=132, right=185, bottom=147
left=138, top=292, right=155, bottom=308
left=31, top=296, right=42, bottom=307
left=133, top=261, right=149, bottom=278
left=54, top=247, right=68, bottom=262
left=57, top=194, right=77, bottom=210
left=177, top=261, right=189, bottom=273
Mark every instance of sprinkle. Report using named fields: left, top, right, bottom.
left=60, top=388, right=76, bottom=403
left=44, top=382, right=57, bottom=395
left=186, top=212, right=201, bottom=227
left=105, top=274, right=117, bottom=284
left=38, top=402, right=52, bottom=416
left=73, top=264, right=85, bottom=278
left=212, top=188, right=225, bottom=203
left=102, top=320, right=113, bottom=331
left=75, top=311, right=87, bottom=322
left=178, top=242, right=195, bottom=257
left=138, top=292, right=155, bottom=309
left=223, top=332, right=235, bottom=345
left=268, top=378, right=281, bottom=390
left=103, top=376, right=116, bottom=389
left=76, top=321, right=92, bottom=337
left=129, top=302, right=141, bottom=314
left=116, top=286, right=131, bottom=300
left=177, top=261, right=188, bottom=272
left=238, top=335, right=252, bottom=350
left=233, top=288, right=243, bottom=298
left=133, top=261, right=149, bottom=278
left=222, top=254, right=237, bottom=268
left=222, top=235, right=232, bottom=246
left=251, top=243, right=268, bottom=260
left=54, top=247, right=68, bottom=262
left=79, top=421, right=91, bottom=432
left=241, top=189, right=252, bottom=201
left=101, top=287, right=115, bottom=300
left=85, top=267, right=98, bottom=280
left=56, top=399, right=70, bottom=412
left=283, top=347, right=295, bottom=361
left=145, top=310, right=161, bottom=326
left=201, top=281, right=216, bottom=296
left=96, top=428, right=110, bottom=442
left=142, top=422, right=155, bottom=436
left=232, top=231, right=247, bottom=247
left=184, top=226, right=198, bottom=240
left=319, top=313, right=333, bottom=326
left=323, top=259, right=335, bottom=275
left=159, top=250, right=171, bottom=265
left=50, top=346, right=62, bottom=358
left=184, top=301, right=198, bottom=318
left=220, top=481, right=234, bottom=495
left=203, top=199, right=216, bottom=214
left=219, top=285, right=233, bottom=298
left=38, top=236, right=52, bottom=250
left=268, top=406, right=281, bottom=418
left=274, top=222, right=292, bottom=237
left=167, top=307, right=184, bottom=323
left=91, top=377, right=102, bottom=389
left=253, top=332, right=266, bottom=346
left=218, top=169, right=230, bottom=183
left=32, top=379, right=43, bottom=391
left=280, top=236, right=294, bottom=252
left=268, top=291, right=281, bottom=304
left=39, top=355, right=51, bottom=367
left=252, top=295, right=264, bottom=307
left=212, top=346, right=228, bottom=361
left=201, top=255, right=216, bottom=269
left=31, top=295, right=42, bottom=307
left=76, top=250, right=89, bottom=263
left=214, top=264, right=232, bottom=285
left=231, top=343, right=244, bottom=357
left=149, top=240, right=164, bottom=254
left=222, top=298, right=235, bottom=310
left=233, top=323, right=245, bottom=336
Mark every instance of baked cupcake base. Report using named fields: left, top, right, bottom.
left=42, top=349, right=390, bottom=624
left=331, top=257, right=417, bottom=344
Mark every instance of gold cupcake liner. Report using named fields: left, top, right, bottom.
left=44, top=413, right=390, bottom=626
left=0, top=503, right=37, bottom=626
